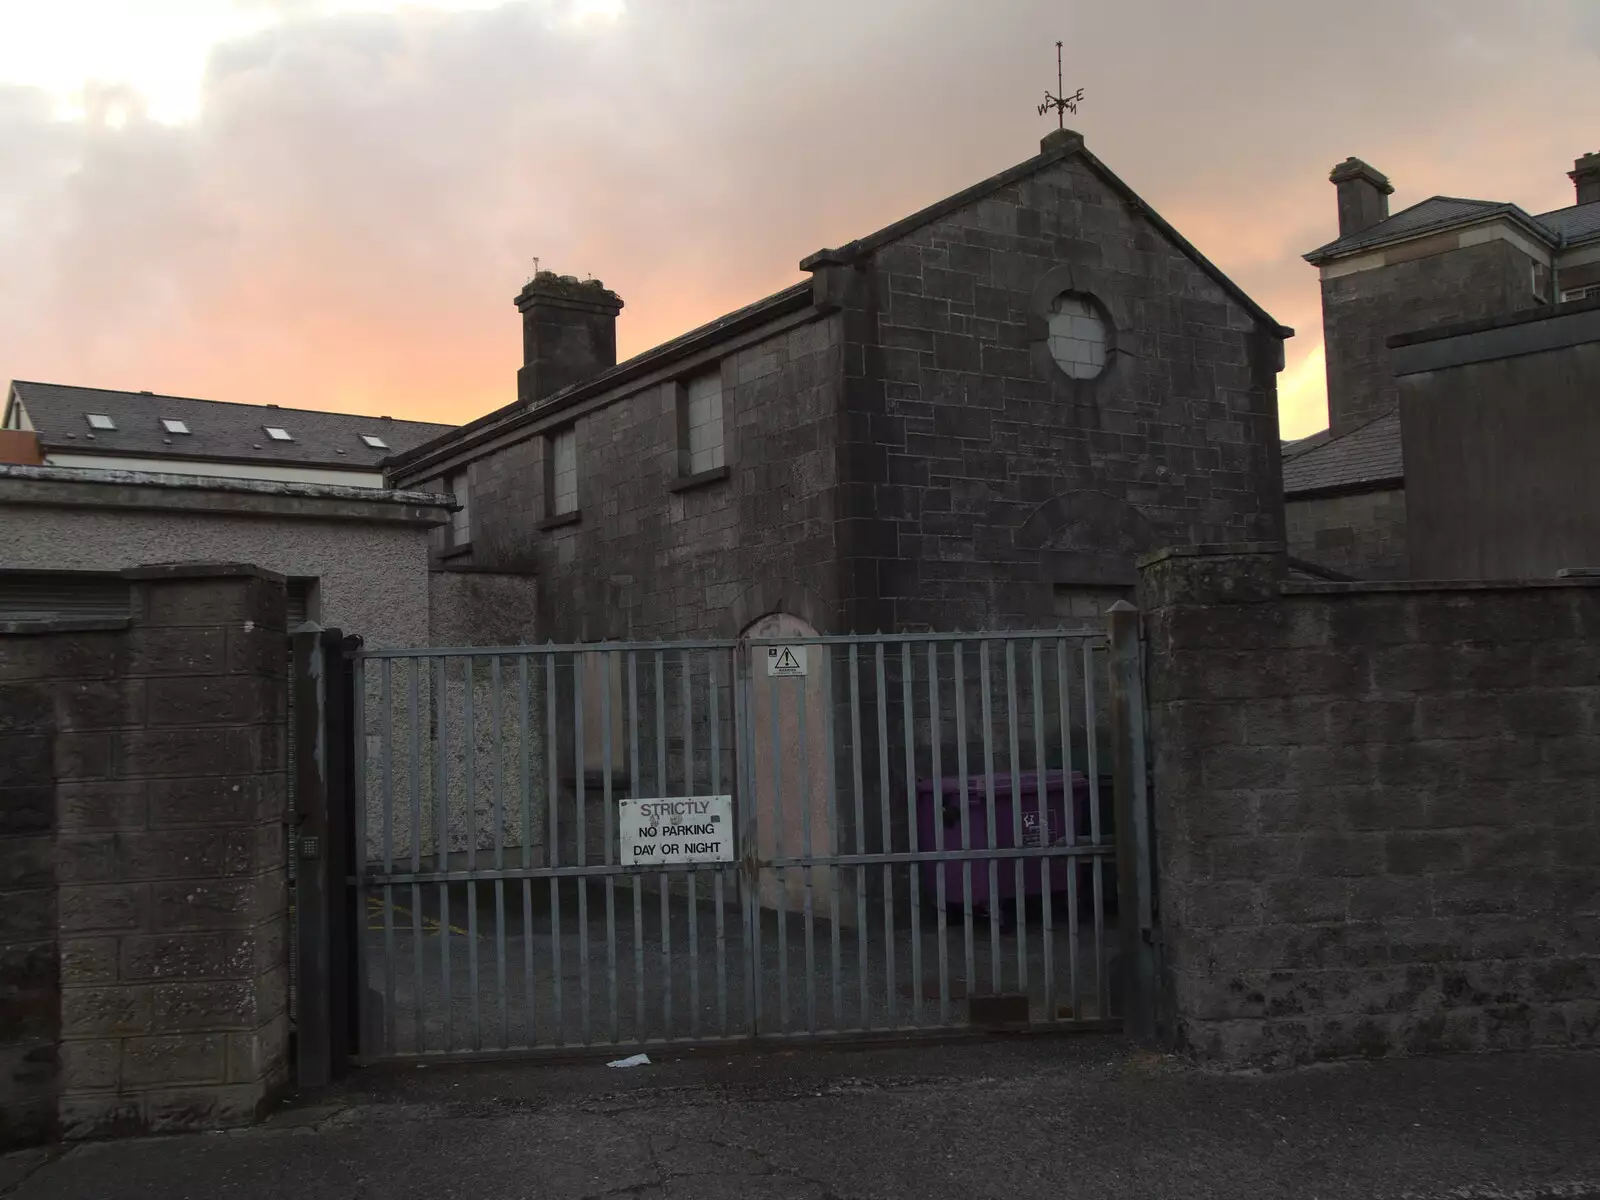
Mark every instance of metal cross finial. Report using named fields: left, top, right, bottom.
left=1037, top=40, right=1084, bottom=128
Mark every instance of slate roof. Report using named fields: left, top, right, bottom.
left=392, top=134, right=1294, bottom=481
left=5, top=381, right=455, bottom=471
left=1537, top=202, right=1600, bottom=245
left=1306, top=195, right=1600, bottom=264
left=389, top=281, right=815, bottom=478
left=1281, top=408, right=1404, bottom=496
left=1281, top=429, right=1332, bottom=460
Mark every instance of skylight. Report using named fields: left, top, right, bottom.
left=361, top=434, right=389, bottom=449
left=85, top=413, right=115, bottom=430
left=264, top=426, right=293, bottom=441
left=161, top=419, right=190, bottom=435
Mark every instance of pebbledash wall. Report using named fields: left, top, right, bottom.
left=0, top=565, right=289, bottom=1145
left=0, top=464, right=451, bottom=650
left=1143, top=545, right=1600, bottom=1067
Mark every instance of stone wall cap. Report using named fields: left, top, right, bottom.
left=1283, top=577, right=1600, bottom=596
left=1137, top=542, right=1287, bottom=568
left=121, top=561, right=288, bottom=585
left=0, top=462, right=454, bottom=509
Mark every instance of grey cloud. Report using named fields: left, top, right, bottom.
left=0, top=0, right=1594, bottom=428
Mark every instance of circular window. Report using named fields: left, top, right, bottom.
left=1047, top=294, right=1108, bottom=380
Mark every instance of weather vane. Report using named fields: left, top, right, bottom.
left=1037, top=40, right=1084, bottom=129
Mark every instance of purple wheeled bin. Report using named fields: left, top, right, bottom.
left=916, top=770, right=1090, bottom=913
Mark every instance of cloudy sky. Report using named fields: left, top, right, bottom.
left=1, top=0, right=1595, bottom=438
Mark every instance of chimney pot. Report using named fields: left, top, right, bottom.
left=1329, top=157, right=1394, bottom=238
left=1570, top=152, right=1600, bottom=206
left=514, top=271, right=625, bottom=405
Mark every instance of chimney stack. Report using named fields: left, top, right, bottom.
left=1329, top=157, right=1394, bottom=238
left=514, top=272, right=624, bottom=405
left=1569, top=152, right=1600, bottom=206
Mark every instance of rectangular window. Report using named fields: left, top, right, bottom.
left=1532, top=262, right=1552, bottom=304
left=86, top=413, right=115, bottom=430
left=548, top=427, right=578, bottom=516
left=264, top=426, right=293, bottom=441
left=682, top=369, right=725, bottom=476
left=1560, top=284, right=1600, bottom=303
left=449, top=470, right=470, bottom=546
left=161, top=418, right=189, bottom=435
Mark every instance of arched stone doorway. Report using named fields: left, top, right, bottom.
left=742, top=611, right=851, bottom=925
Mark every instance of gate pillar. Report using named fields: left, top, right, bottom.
left=1107, top=601, right=1159, bottom=1045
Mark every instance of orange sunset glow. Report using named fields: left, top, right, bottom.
left=1, top=0, right=1596, bottom=441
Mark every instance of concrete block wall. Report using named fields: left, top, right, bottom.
left=1286, top=487, right=1409, bottom=579
left=1143, top=545, right=1600, bottom=1067
left=0, top=624, right=72, bottom=1147
left=0, top=565, right=290, bottom=1144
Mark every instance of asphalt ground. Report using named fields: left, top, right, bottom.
left=8, top=1039, right=1599, bottom=1199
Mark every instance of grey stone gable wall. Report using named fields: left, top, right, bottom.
left=1321, top=239, right=1541, bottom=437
left=454, top=312, right=845, bottom=642
left=830, top=155, right=1286, bottom=634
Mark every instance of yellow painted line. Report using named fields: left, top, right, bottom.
left=366, top=895, right=470, bottom=938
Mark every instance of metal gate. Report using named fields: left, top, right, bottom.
left=342, top=629, right=1136, bottom=1062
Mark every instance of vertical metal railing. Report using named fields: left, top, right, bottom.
left=345, top=628, right=1126, bottom=1061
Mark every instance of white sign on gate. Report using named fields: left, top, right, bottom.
left=766, top=645, right=807, bottom=677
left=618, top=796, right=735, bottom=866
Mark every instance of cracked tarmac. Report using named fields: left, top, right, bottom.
left=5, top=1038, right=1599, bottom=1199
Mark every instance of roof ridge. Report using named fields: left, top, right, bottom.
left=1290, top=408, right=1398, bottom=461
left=802, top=139, right=1289, bottom=337
left=386, top=279, right=817, bottom=477
left=528, top=279, right=814, bottom=412
left=1324, top=406, right=1398, bottom=441
left=10, top=379, right=454, bottom=427
left=1535, top=198, right=1600, bottom=217
left=1304, top=194, right=1555, bottom=264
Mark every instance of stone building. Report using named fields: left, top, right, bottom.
left=382, top=129, right=1294, bottom=893
left=1286, top=151, right=1600, bottom=577
left=389, top=127, right=1293, bottom=642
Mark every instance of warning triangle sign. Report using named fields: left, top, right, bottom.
left=767, top=644, right=807, bottom=676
